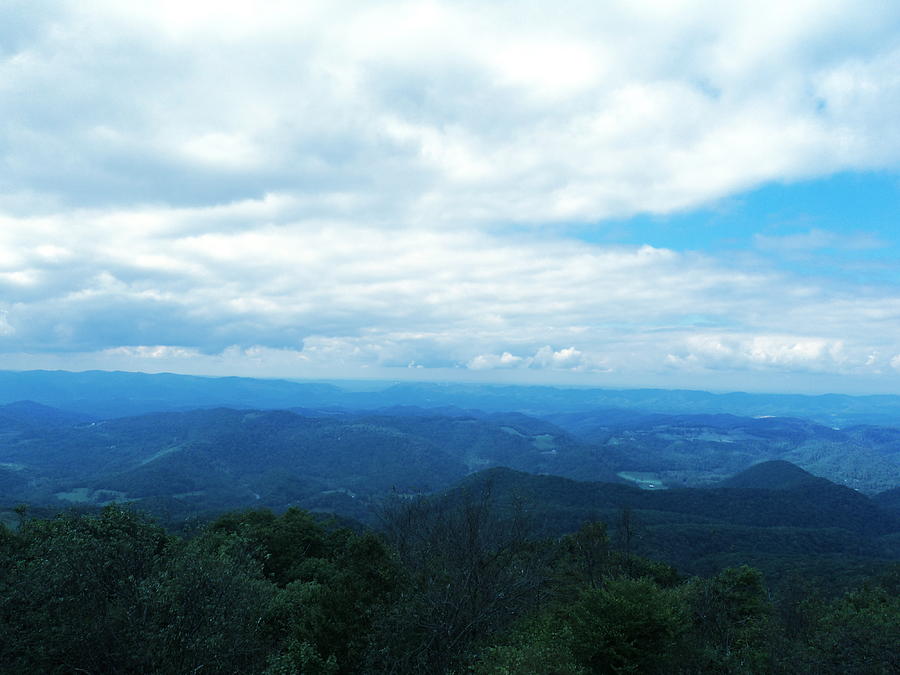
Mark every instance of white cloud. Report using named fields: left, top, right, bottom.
left=2, top=1, right=900, bottom=223
left=672, top=334, right=859, bottom=373
left=2, top=2, right=900, bottom=392
left=468, top=352, right=525, bottom=370
left=531, top=346, right=595, bottom=371
left=467, top=347, right=603, bottom=372
left=103, top=345, right=202, bottom=359
left=1, top=206, right=899, bottom=383
left=0, top=311, right=14, bottom=336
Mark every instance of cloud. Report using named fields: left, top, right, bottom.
left=467, top=346, right=604, bottom=372
left=467, top=352, right=525, bottom=370
left=3, top=1, right=900, bottom=224
left=0, top=311, right=13, bottom=336
left=3, top=2, right=900, bottom=392
left=666, top=333, right=870, bottom=374
left=1, top=203, right=900, bottom=384
left=533, top=346, right=583, bottom=369
left=102, top=345, right=202, bottom=359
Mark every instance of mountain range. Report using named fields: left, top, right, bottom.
left=5, top=369, right=900, bottom=426
left=1, top=369, right=898, bottom=585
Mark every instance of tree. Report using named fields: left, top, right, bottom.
left=565, top=520, right=611, bottom=589
left=473, top=612, right=585, bottom=675
left=0, top=506, right=276, bottom=674
left=211, top=507, right=401, bottom=673
left=684, top=565, right=774, bottom=673
left=370, top=484, right=553, bottom=673
left=0, top=506, right=170, bottom=672
left=804, top=576, right=900, bottom=673
left=568, top=577, right=688, bottom=673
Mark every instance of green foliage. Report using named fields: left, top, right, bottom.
left=564, top=520, right=611, bottom=588
left=1, top=502, right=897, bottom=675
left=473, top=613, right=585, bottom=675
left=136, top=531, right=277, bottom=674
left=264, top=582, right=342, bottom=674
left=210, top=507, right=331, bottom=585
left=568, top=577, right=688, bottom=674
left=452, top=467, right=900, bottom=585
left=264, top=638, right=339, bottom=675
left=1, top=506, right=167, bottom=672
left=0, top=505, right=275, bottom=673
left=802, top=578, right=900, bottom=673
left=683, top=565, right=774, bottom=673
left=212, top=507, right=401, bottom=673
left=370, top=487, right=554, bottom=673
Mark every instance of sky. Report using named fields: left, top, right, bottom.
left=1, top=0, right=900, bottom=394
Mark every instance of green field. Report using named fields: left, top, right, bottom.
left=617, top=471, right=667, bottom=489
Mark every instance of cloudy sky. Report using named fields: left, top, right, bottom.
left=2, top=0, right=900, bottom=394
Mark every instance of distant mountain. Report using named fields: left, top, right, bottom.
left=873, top=486, right=900, bottom=518
left=542, top=411, right=900, bottom=494
left=0, top=370, right=347, bottom=418
left=0, top=400, right=95, bottom=427
left=719, top=460, right=826, bottom=490
left=1, top=391, right=897, bottom=511
left=6, top=369, right=900, bottom=426
left=0, top=408, right=463, bottom=516
left=366, top=382, right=900, bottom=427
left=343, top=411, right=620, bottom=482
left=0, top=406, right=620, bottom=520
left=459, top=465, right=898, bottom=537
left=2, top=397, right=898, bottom=584
left=0, top=402, right=96, bottom=502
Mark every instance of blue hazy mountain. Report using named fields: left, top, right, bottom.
left=873, top=486, right=900, bottom=518
left=0, top=400, right=95, bottom=427
left=2, top=401, right=898, bottom=517
left=0, top=370, right=347, bottom=418
left=718, top=459, right=825, bottom=490
left=0, top=405, right=619, bottom=521
left=543, top=411, right=900, bottom=494
left=5, top=369, right=900, bottom=426
left=1, top=393, right=897, bottom=586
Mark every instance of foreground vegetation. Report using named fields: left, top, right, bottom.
left=2, top=496, right=898, bottom=674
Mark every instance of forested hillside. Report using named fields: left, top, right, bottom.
left=3, top=400, right=899, bottom=528
left=2, top=501, right=897, bottom=674
left=0, top=405, right=617, bottom=520
left=444, top=466, right=899, bottom=585
left=544, top=411, right=900, bottom=493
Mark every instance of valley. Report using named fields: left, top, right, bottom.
left=1, top=371, right=898, bottom=588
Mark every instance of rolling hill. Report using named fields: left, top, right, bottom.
left=0, top=405, right=618, bottom=520
left=446, top=464, right=900, bottom=583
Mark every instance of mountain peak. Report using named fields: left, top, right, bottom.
left=720, top=460, right=821, bottom=490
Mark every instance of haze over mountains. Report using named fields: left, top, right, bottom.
left=6, top=368, right=900, bottom=425
left=2, top=371, right=900, bottom=506
left=1, top=368, right=898, bottom=581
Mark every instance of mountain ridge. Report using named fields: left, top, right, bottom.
left=5, top=369, right=900, bottom=426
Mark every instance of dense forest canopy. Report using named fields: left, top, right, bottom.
left=2, top=502, right=898, bottom=674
